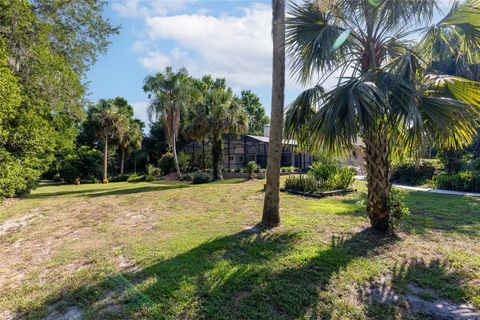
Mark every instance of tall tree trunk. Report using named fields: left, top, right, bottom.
left=172, top=132, right=181, bottom=177
left=262, top=0, right=285, bottom=228
left=103, top=137, right=108, bottom=184
left=212, top=134, right=224, bottom=180
left=202, top=139, right=205, bottom=169
left=363, top=134, right=391, bottom=232
left=170, top=107, right=181, bottom=177
left=120, top=147, right=125, bottom=175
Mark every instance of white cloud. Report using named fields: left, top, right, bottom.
left=138, top=51, right=171, bottom=71
left=112, top=0, right=197, bottom=17
left=136, top=3, right=279, bottom=89
left=131, top=101, right=151, bottom=127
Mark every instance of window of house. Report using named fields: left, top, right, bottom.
left=239, top=156, right=243, bottom=162
left=229, top=156, right=234, bottom=161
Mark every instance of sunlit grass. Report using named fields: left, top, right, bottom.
left=0, top=178, right=478, bottom=319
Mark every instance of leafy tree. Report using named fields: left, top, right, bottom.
left=236, top=90, right=270, bottom=135
left=284, top=0, right=480, bottom=232
left=194, top=76, right=248, bottom=180
left=59, top=146, right=102, bottom=183
left=0, top=0, right=117, bottom=195
left=118, top=120, right=143, bottom=175
left=0, top=39, right=54, bottom=198
left=92, top=99, right=129, bottom=183
left=144, top=67, right=191, bottom=176
left=262, top=0, right=285, bottom=227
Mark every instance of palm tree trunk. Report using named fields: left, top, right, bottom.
left=103, top=137, right=108, bottom=184
left=120, top=147, right=125, bottom=175
left=363, top=134, right=391, bottom=232
left=262, top=0, right=285, bottom=228
left=212, top=134, right=224, bottom=180
left=172, top=128, right=181, bottom=177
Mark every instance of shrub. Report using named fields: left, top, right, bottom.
left=284, top=175, right=319, bottom=193
left=284, top=161, right=356, bottom=193
left=388, top=190, right=410, bottom=229
left=145, top=164, right=161, bottom=182
left=53, top=173, right=63, bottom=183
left=109, top=174, right=130, bottom=182
left=191, top=170, right=212, bottom=184
left=178, top=174, right=192, bottom=182
left=434, top=171, right=480, bottom=192
left=335, top=167, right=356, bottom=190
left=308, top=161, right=338, bottom=182
left=246, top=161, right=257, bottom=179
left=281, top=166, right=299, bottom=173
left=59, top=146, right=102, bottom=184
left=178, top=152, right=190, bottom=172
left=158, top=152, right=176, bottom=175
left=391, top=161, right=437, bottom=186
left=127, top=174, right=145, bottom=183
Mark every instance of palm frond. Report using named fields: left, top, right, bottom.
left=286, top=1, right=353, bottom=85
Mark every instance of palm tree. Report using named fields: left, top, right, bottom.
left=144, top=67, right=190, bottom=177
left=92, top=99, right=128, bottom=183
left=184, top=77, right=210, bottom=169
left=284, top=0, right=480, bottom=232
left=262, top=0, right=285, bottom=228
left=199, top=75, right=248, bottom=180
left=118, top=120, right=143, bottom=175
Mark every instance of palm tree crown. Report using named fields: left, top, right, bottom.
left=284, top=0, right=480, bottom=231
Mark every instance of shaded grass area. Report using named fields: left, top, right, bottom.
left=0, top=179, right=479, bottom=319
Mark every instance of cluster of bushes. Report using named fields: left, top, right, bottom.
left=59, top=146, right=103, bottom=184
left=434, top=171, right=480, bottom=192
left=191, top=170, right=213, bottom=184
left=391, top=161, right=438, bottom=186
left=284, top=161, right=355, bottom=194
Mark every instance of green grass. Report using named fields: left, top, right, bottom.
left=0, top=179, right=479, bottom=319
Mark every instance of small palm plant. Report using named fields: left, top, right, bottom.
left=284, top=0, right=480, bottom=231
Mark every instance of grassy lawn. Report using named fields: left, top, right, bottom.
left=0, top=179, right=479, bottom=319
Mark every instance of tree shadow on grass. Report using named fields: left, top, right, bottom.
left=402, top=192, right=480, bottom=237
left=26, top=188, right=124, bottom=199
left=24, top=227, right=399, bottom=319
left=335, top=189, right=480, bottom=237
left=84, top=184, right=191, bottom=198
left=362, top=258, right=479, bottom=319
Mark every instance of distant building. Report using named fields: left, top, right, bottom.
left=184, top=125, right=313, bottom=169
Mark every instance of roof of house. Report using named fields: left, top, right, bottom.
left=246, top=135, right=296, bottom=145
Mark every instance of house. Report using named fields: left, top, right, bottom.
left=184, top=125, right=314, bottom=170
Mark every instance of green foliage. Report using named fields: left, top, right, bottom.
left=236, top=90, right=269, bottom=135
left=434, top=171, right=480, bottom=192
left=191, top=170, right=213, bottom=184
left=281, top=166, right=301, bottom=173
left=336, top=167, right=356, bottom=190
left=246, top=161, right=258, bottom=179
left=145, top=164, right=161, bottom=182
left=391, top=161, right=438, bottom=186
left=178, top=152, right=191, bottom=172
left=127, top=174, right=145, bottom=183
left=59, top=146, right=102, bottom=184
left=387, top=190, right=410, bottom=229
left=109, top=174, right=131, bottom=183
left=284, top=175, right=319, bottom=193
left=284, top=161, right=356, bottom=194
left=158, top=152, right=176, bottom=175
left=0, top=0, right=117, bottom=197
left=308, top=161, right=338, bottom=181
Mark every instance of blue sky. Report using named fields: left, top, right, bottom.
left=87, top=0, right=452, bottom=128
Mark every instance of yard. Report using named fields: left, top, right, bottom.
left=0, top=179, right=479, bottom=319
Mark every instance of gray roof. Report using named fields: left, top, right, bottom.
left=246, top=135, right=296, bottom=145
